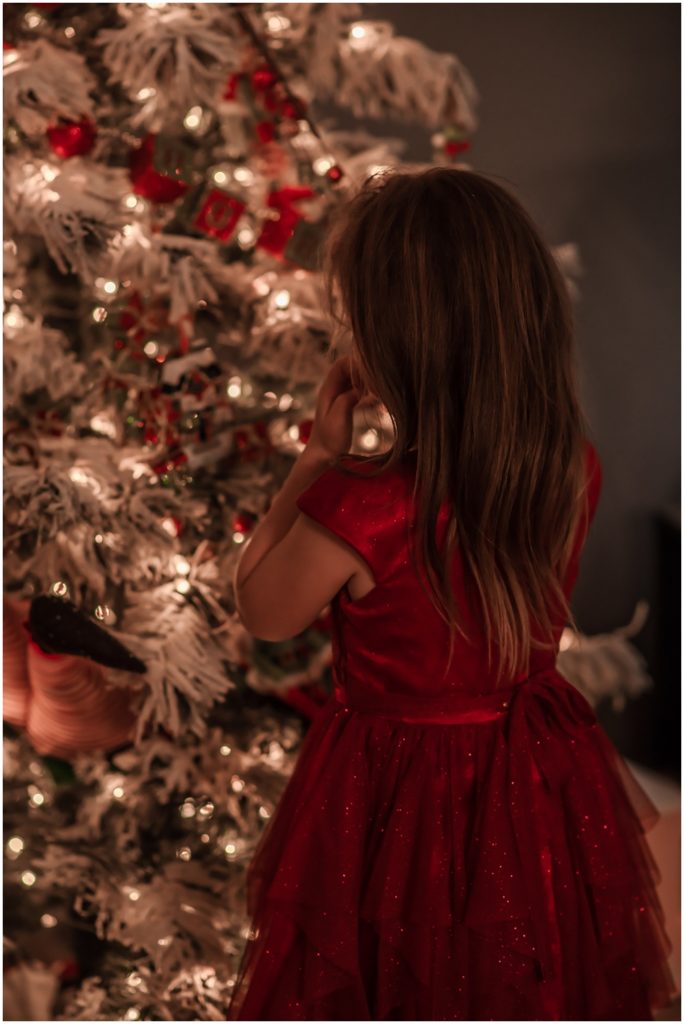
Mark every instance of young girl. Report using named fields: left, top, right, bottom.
left=227, top=168, right=677, bottom=1021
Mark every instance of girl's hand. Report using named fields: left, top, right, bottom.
left=306, top=355, right=362, bottom=460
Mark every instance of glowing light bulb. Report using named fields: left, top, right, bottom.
left=273, top=289, right=291, bottom=310
left=213, top=169, right=228, bottom=185
left=313, top=156, right=334, bottom=176
left=41, top=163, right=58, bottom=182
left=226, top=375, right=242, bottom=398
left=136, top=86, right=156, bottom=101
left=112, top=785, right=125, bottom=799
left=51, top=581, right=69, bottom=598
left=233, top=166, right=255, bottom=186
left=92, top=306, right=107, bottom=323
left=124, top=194, right=139, bottom=210
left=224, top=842, right=237, bottom=857
left=360, top=428, right=380, bottom=450
left=21, top=870, right=36, bottom=887
left=176, top=847, right=192, bottom=861
left=231, top=776, right=245, bottom=792
left=41, top=913, right=58, bottom=927
left=173, top=555, right=191, bottom=576
left=267, top=13, right=291, bottom=32
left=220, top=744, right=232, bottom=756
left=183, top=105, right=203, bottom=130
left=175, top=579, right=191, bottom=595
left=232, top=531, right=245, bottom=544
left=237, top=226, right=255, bottom=249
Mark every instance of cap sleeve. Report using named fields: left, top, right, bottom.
left=295, top=457, right=387, bottom=583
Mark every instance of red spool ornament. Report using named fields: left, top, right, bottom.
left=46, top=118, right=96, bottom=159
left=251, top=64, right=278, bottom=93
left=129, top=134, right=189, bottom=205
left=193, top=190, right=246, bottom=242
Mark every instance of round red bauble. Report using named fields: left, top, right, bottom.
left=255, top=120, right=275, bottom=143
left=129, top=134, right=189, bottom=205
left=232, top=513, right=255, bottom=534
left=327, top=165, right=343, bottom=183
left=251, top=65, right=278, bottom=93
left=445, top=140, right=471, bottom=157
left=280, top=98, right=305, bottom=121
left=47, top=118, right=96, bottom=159
left=298, top=418, right=313, bottom=444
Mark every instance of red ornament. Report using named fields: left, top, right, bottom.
left=280, top=98, right=305, bottom=121
left=298, top=418, right=313, bottom=444
left=223, top=73, right=243, bottom=100
left=46, top=118, right=96, bottom=159
left=257, top=186, right=315, bottom=258
left=445, top=140, right=471, bottom=157
left=255, top=120, right=275, bottom=144
left=251, top=64, right=278, bottom=93
left=129, top=134, right=189, bottom=204
left=326, top=165, right=343, bottom=183
left=262, top=87, right=281, bottom=113
left=193, top=190, right=245, bottom=241
left=232, top=512, right=255, bottom=534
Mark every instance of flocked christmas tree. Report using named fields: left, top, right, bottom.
left=2, top=3, right=655, bottom=1019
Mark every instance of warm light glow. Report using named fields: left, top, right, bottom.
left=313, top=156, right=334, bottom=176
left=7, top=836, right=24, bottom=854
left=21, top=870, right=36, bottom=887
left=183, top=105, right=203, bottom=130
left=267, top=13, right=291, bottom=32
left=51, top=581, right=69, bottom=598
left=175, top=579, right=191, bottom=595
left=161, top=517, right=179, bottom=537
left=103, top=280, right=118, bottom=295
left=173, top=555, right=191, bottom=576
left=136, top=86, right=156, bottom=101
left=227, top=375, right=242, bottom=398
left=232, top=531, right=245, bottom=544
left=233, top=165, right=255, bottom=186
left=41, top=163, right=59, bottom=183
left=220, top=744, right=232, bottom=756
left=237, top=226, right=255, bottom=249
left=112, top=785, right=125, bottom=799
left=213, top=169, right=228, bottom=185
left=278, top=393, right=293, bottom=411
left=41, top=913, right=58, bottom=927
left=143, top=340, right=159, bottom=358
left=273, top=289, right=291, bottom=310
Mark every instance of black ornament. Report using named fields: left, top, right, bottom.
left=28, top=595, right=147, bottom=674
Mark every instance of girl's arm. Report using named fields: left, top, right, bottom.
left=233, top=356, right=368, bottom=642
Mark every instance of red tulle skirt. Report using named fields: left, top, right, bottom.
left=227, top=672, right=677, bottom=1020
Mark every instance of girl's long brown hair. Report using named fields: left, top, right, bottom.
left=322, top=167, right=595, bottom=686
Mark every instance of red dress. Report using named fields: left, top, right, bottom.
left=227, top=441, right=677, bottom=1021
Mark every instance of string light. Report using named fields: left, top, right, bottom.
left=23, top=10, right=43, bottom=29
left=41, top=913, right=58, bottom=928
left=92, top=306, right=108, bottom=323
left=175, top=579, right=191, bottom=595
left=136, top=86, right=156, bottom=101
left=64, top=26, right=75, bottom=39
left=230, top=775, right=245, bottom=792
left=233, top=166, right=255, bottom=186
left=258, top=806, right=271, bottom=819
left=313, top=155, right=334, bottom=176
left=224, top=842, right=237, bottom=858
left=21, top=870, right=36, bottom=887
left=143, top=340, right=159, bottom=357
left=90, top=414, right=117, bottom=439
left=273, top=289, right=291, bottom=310
left=50, top=581, right=69, bottom=598
left=226, top=376, right=242, bottom=398
left=237, top=226, right=256, bottom=249
left=183, top=105, right=203, bottom=131
left=266, top=13, right=291, bottom=32
left=6, top=836, right=24, bottom=858
left=161, top=517, right=179, bottom=538
left=176, top=846, right=192, bottom=861
left=123, top=1010, right=141, bottom=1021
left=277, top=393, right=293, bottom=411
left=360, top=428, right=380, bottom=450
left=220, top=744, right=231, bottom=756
left=173, top=555, right=191, bottom=576
left=40, top=163, right=58, bottom=183
left=179, top=799, right=196, bottom=818
left=232, top=531, right=245, bottom=544
left=112, top=785, right=125, bottom=799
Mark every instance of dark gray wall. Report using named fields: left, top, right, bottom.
left=344, top=4, right=681, bottom=767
